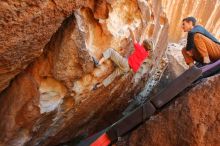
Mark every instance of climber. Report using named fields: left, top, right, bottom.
left=92, top=28, right=154, bottom=90
left=181, top=16, right=220, bottom=68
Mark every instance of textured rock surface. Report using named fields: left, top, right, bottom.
left=0, top=0, right=89, bottom=93
left=0, top=0, right=168, bottom=146
left=128, top=75, right=220, bottom=146
left=0, top=0, right=220, bottom=146
left=166, top=41, right=188, bottom=77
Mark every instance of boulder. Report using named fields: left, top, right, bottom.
left=0, top=0, right=220, bottom=146
left=0, top=0, right=168, bottom=145
left=129, top=75, right=220, bottom=146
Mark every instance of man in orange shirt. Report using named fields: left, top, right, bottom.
left=181, top=17, right=220, bottom=68
left=92, top=29, right=153, bottom=90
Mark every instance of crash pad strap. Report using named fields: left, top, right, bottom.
left=90, top=133, right=111, bottom=146
left=77, top=128, right=108, bottom=146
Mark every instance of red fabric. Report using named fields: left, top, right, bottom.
left=90, top=133, right=111, bottom=146
left=128, top=43, right=149, bottom=72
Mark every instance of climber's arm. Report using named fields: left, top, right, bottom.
left=129, top=28, right=137, bottom=44
left=99, top=57, right=106, bottom=65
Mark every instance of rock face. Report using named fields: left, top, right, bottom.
left=128, top=75, right=220, bottom=146
left=162, top=0, right=220, bottom=41
left=0, top=0, right=168, bottom=146
left=166, top=42, right=188, bottom=76
left=0, top=0, right=88, bottom=93
left=0, top=0, right=220, bottom=146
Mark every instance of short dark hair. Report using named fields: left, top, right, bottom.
left=182, top=17, right=197, bottom=26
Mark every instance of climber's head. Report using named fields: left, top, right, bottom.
left=142, top=39, right=154, bottom=52
left=182, top=17, right=196, bottom=32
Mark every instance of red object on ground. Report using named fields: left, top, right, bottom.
left=90, top=133, right=111, bottom=146
left=128, top=43, right=149, bottom=72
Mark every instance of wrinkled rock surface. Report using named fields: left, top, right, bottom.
left=128, top=75, right=220, bottom=146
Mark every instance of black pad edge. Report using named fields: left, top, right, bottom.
left=151, top=66, right=202, bottom=108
